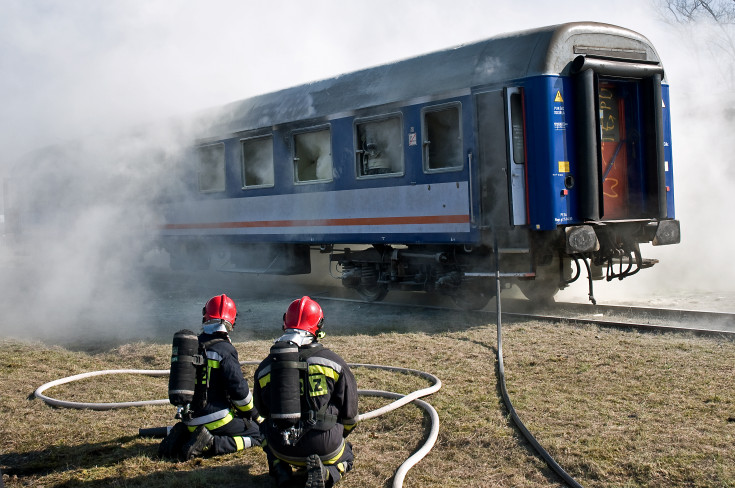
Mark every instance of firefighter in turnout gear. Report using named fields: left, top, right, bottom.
left=159, top=294, right=263, bottom=461
left=254, top=296, right=358, bottom=488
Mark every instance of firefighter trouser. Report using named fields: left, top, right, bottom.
left=188, top=417, right=262, bottom=455
left=265, top=440, right=354, bottom=486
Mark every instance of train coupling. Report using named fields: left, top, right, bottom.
left=640, top=257, right=658, bottom=269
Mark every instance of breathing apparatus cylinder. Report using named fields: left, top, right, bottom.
left=269, top=341, right=303, bottom=425
left=168, top=329, right=203, bottom=409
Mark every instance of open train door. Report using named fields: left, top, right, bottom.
left=572, top=55, right=667, bottom=221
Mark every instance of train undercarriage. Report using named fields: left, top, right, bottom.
left=328, top=243, right=569, bottom=310
left=328, top=244, right=498, bottom=310
left=327, top=219, right=680, bottom=309
left=159, top=219, right=679, bottom=310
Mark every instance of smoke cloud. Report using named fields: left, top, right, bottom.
left=0, top=0, right=731, bottom=344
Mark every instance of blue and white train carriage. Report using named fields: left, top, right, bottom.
left=160, top=22, right=680, bottom=308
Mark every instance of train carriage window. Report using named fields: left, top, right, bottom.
left=355, top=115, right=404, bottom=177
left=241, top=136, right=274, bottom=189
left=197, top=143, right=226, bottom=192
left=293, top=127, right=333, bottom=183
left=422, top=104, right=463, bottom=172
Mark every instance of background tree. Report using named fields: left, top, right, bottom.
left=662, top=0, right=735, bottom=22
left=656, top=0, right=735, bottom=85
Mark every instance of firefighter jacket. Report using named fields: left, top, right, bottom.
left=184, top=332, right=259, bottom=429
left=254, top=342, right=359, bottom=462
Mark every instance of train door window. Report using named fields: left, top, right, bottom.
left=197, top=142, right=226, bottom=193
left=355, top=115, right=404, bottom=177
left=293, top=127, right=333, bottom=183
left=509, top=93, right=525, bottom=165
left=505, top=87, right=528, bottom=226
left=422, top=103, right=463, bottom=172
left=241, top=135, right=274, bottom=189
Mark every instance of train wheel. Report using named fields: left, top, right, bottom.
left=517, top=279, right=558, bottom=304
left=451, top=279, right=496, bottom=311
left=517, top=257, right=569, bottom=304
left=169, top=242, right=211, bottom=271
left=355, top=283, right=389, bottom=302
left=210, top=247, right=231, bottom=270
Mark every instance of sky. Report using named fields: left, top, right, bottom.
left=1, top=0, right=678, bottom=163
left=0, top=0, right=732, bottom=341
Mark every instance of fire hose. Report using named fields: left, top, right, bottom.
left=33, top=362, right=441, bottom=488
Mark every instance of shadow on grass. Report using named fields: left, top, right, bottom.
left=51, top=464, right=271, bottom=488
left=0, top=436, right=270, bottom=487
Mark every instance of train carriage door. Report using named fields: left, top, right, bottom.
left=572, top=57, right=666, bottom=221
left=505, top=87, right=528, bottom=226
left=475, top=90, right=516, bottom=230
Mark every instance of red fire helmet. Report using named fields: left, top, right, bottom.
left=283, top=296, right=324, bottom=336
left=203, top=294, right=238, bottom=327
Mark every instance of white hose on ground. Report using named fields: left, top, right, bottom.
left=358, top=390, right=440, bottom=488
left=33, top=361, right=441, bottom=488
left=33, top=369, right=170, bottom=410
left=349, top=363, right=441, bottom=421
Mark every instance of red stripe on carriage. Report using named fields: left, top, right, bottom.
left=162, top=214, right=470, bottom=230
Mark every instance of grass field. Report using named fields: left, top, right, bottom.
left=1, top=314, right=734, bottom=487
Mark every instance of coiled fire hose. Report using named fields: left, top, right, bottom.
left=33, top=362, right=441, bottom=488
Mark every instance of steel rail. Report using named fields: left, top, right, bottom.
left=312, top=293, right=735, bottom=336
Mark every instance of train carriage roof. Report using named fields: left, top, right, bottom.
left=206, top=22, right=662, bottom=136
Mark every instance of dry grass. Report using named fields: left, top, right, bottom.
left=1, top=317, right=734, bottom=487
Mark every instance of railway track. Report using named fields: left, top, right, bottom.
left=501, top=300, right=735, bottom=336
left=138, top=267, right=735, bottom=336
left=311, top=289, right=735, bottom=337
left=138, top=266, right=735, bottom=338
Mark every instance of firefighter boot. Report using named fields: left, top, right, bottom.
left=158, top=422, right=190, bottom=459
left=180, top=426, right=214, bottom=461
left=271, top=460, right=296, bottom=488
left=305, top=454, right=329, bottom=488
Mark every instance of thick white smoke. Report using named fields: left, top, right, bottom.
left=0, top=0, right=731, bottom=343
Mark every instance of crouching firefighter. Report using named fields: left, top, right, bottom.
left=159, top=294, right=264, bottom=461
left=254, top=296, right=359, bottom=488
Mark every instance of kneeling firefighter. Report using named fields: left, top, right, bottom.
left=159, top=294, right=263, bottom=461
left=254, top=296, right=359, bottom=488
